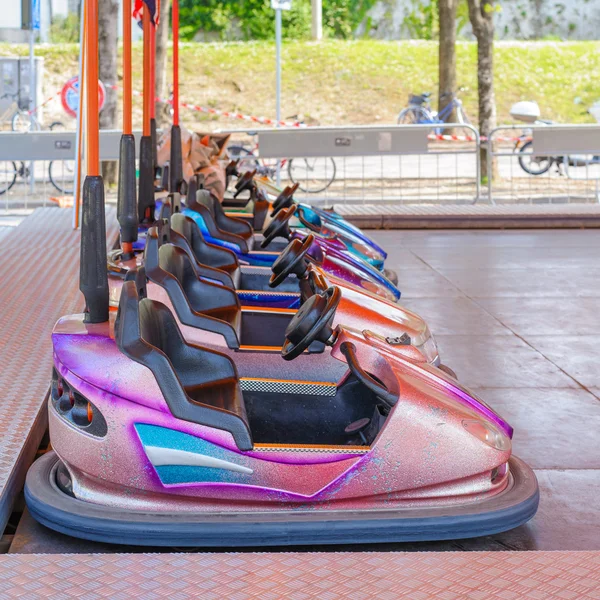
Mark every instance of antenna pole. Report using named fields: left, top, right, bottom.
left=169, top=0, right=183, bottom=193
left=80, top=0, right=109, bottom=323
left=138, top=7, right=155, bottom=222
left=117, top=0, right=137, bottom=258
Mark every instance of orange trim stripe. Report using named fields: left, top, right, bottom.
left=241, top=307, right=296, bottom=315
left=238, top=345, right=281, bottom=352
left=254, top=443, right=369, bottom=452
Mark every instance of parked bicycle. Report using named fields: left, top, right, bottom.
left=511, top=100, right=600, bottom=176
left=397, top=89, right=470, bottom=128
left=0, top=92, right=74, bottom=195
left=227, top=138, right=337, bottom=194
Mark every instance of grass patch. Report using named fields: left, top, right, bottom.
left=1, top=40, right=598, bottom=128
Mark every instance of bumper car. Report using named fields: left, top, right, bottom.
left=227, top=173, right=394, bottom=281
left=25, top=0, right=538, bottom=546
left=109, top=205, right=445, bottom=371
left=180, top=179, right=401, bottom=302
left=26, top=275, right=538, bottom=546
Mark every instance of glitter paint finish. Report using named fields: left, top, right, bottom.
left=107, top=257, right=432, bottom=370
left=49, top=318, right=512, bottom=512
left=180, top=208, right=399, bottom=301
left=293, top=202, right=388, bottom=258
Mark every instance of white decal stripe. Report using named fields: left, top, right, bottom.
left=145, top=446, right=253, bottom=475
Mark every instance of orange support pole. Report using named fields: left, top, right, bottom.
left=142, top=9, right=151, bottom=136
left=86, top=0, right=99, bottom=177
left=150, top=24, right=156, bottom=119
left=172, top=0, right=179, bottom=127
left=123, top=0, right=132, bottom=135
left=73, top=2, right=88, bottom=228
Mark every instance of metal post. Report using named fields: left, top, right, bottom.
left=28, top=27, right=35, bottom=195
left=311, top=0, right=322, bottom=41
left=73, top=0, right=87, bottom=228
left=275, top=8, right=282, bottom=187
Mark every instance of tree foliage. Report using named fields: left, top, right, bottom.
left=179, top=0, right=378, bottom=40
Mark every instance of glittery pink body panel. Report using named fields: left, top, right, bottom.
left=50, top=318, right=511, bottom=512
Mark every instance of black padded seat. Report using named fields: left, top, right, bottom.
left=171, top=213, right=241, bottom=288
left=116, top=281, right=252, bottom=450
left=144, top=228, right=241, bottom=349
left=186, top=186, right=254, bottom=253
left=209, top=192, right=255, bottom=240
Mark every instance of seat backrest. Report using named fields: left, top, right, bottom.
left=171, top=213, right=240, bottom=275
left=186, top=192, right=250, bottom=254
left=116, top=281, right=252, bottom=450
left=144, top=228, right=241, bottom=348
left=158, top=245, right=241, bottom=314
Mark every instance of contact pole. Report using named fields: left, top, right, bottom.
left=172, top=0, right=179, bottom=127
left=142, top=9, right=151, bottom=136
left=123, top=0, right=132, bottom=135
left=117, top=0, right=137, bottom=255
left=72, top=0, right=87, bottom=228
left=169, top=0, right=182, bottom=192
left=275, top=7, right=282, bottom=186
left=86, top=0, right=99, bottom=176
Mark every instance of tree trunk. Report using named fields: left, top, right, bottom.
left=467, top=0, right=497, bottom=180
left=155, top=0, right=172, bottom=127
left=438, top=0, right=457, bottom=128
left=98, top=0, right=119, bottom=185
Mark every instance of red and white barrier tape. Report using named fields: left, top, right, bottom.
left=24, top=85, right=526, bottom=143
left=26, top=90, right=62, bottom=116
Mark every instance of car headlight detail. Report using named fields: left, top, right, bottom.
left=415, top=333, right=440, bottom=365
left=462, top=419, right=511, bottom=451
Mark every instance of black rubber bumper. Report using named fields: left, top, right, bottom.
left=25, top=452, right=539, bottom=548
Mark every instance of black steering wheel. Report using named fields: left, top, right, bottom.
left=260, top=205, right=296, bottom=248
left=269, top=234, right=314, bottom=288
left=233, top=169, right=257, bottom=198
left=271, top=182, right=299, bottom=217
left=282, top=286, right=341, bottom=361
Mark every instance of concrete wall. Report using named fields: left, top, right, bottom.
left=360, top=0, right=600, bottom=40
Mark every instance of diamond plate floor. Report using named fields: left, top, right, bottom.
left=0, top=207, right=118, bottom=535
left=4, top=227, right=600, bottom=596
left=335, top=203, right=600, bottom=229
left=0, top=551, right=599, bottom=599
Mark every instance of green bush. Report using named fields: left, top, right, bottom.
left=49, top=13, right=80, bottom=44
left=179, top=0, right=378, bottom=41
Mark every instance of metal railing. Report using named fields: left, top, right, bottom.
left=2, top=124, right=600, bottom=212
left=486, top=124, right=600, bottom=205
left=0, top=130, right=144, bottom=212
left=223, top=124, right=481, bottom=206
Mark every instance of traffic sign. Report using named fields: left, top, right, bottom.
left=271, top=0, right=292, bottom=9
left=31, top=0, right=41, bottom=30
left=60, top=76, right=106, bottom=119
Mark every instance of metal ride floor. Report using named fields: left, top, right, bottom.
left=0, top=208, right=118, bottom=537
left=2, top=226, right=600, bottom=596
left=1, top=551, right=600, bottom=599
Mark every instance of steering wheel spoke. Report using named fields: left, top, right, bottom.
left=260, top=205, right=296, bottom=248
left=281, top=286, right=341, bottom=361
left=269, top=234, right=314, bottom=288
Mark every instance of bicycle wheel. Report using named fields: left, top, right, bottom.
left=227, top=145, right=260, bottom=173
left=397, top=107, right=430, bottom=125
left=11, top=111, right=37, bottom=132
left=517, top=141, right=553, bottom=176
left=48, top=122, right=75, bottom=194
left=0, top=161, right=18, bottom=195
left=287, top=158, right=336, bottom=194
left=49, top=160, right=75, bottom=194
